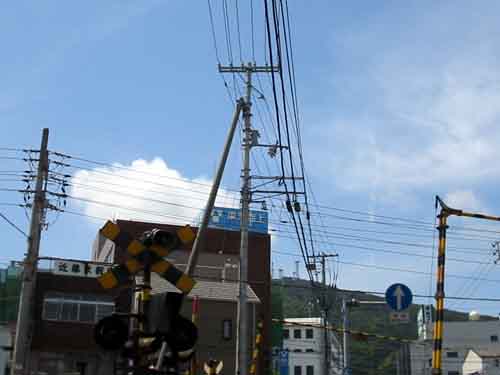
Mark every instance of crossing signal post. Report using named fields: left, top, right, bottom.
left=93, top=220, right=198, bottom=375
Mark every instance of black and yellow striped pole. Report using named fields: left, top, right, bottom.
left=431, top=209, right=448, bottom=375
left=249, top=320, right=264, bottom=375
left=432, top=197, right=500, bottom=374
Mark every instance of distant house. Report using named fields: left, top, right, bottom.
left=282, top=317, right=342, bottom=375
left=410, top=306, right=500, bottom=375
left=463, top=349, right=500, bottom=375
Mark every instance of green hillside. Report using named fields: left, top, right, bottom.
left=272, top=278, right=488, bottom=375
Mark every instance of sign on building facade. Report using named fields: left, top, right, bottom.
left=52, top=260, right=111, bottom=278
left=208, top=207, right=268, bottom=234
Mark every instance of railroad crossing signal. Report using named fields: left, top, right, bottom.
left=97, top=220, right=196, bottom=293
left=204, top=359, right=223, bottom=375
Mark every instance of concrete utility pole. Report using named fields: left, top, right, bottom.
left=308, top=253, right=337, bottom=375
left=218, top=63, right=277, bottom=375
left=186, top=100, right=243, bottom=277
left=342, top=298, right=350, bottom=375
left=340, top=298, right=384, bottom=375
left=11, top=128, right=49, bottom=375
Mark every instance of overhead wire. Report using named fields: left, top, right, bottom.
left=38, top=172, right=500, bottom=261
left=250, top=0, right=256, bottom=62
left=0, top=211, right=28, bottom=238
left=235, top=0, right=243, bottom=63
left=44, top=152, right=500, bottom=238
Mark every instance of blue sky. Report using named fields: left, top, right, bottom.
left=2, top=1, right=500, bottom=316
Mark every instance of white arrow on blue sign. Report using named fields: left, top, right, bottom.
left=385, top=283, right=413, bottom=311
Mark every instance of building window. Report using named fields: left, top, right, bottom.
left=43, top=292, right=114, bottom=324
left=283, top=329, right=290, bottom=339
left=293, top=349, right=302, bottom=353
left=294, top=366, right=301, bottom=375
left=306, top=329, right=314, bottom=339
left=294, top=329, right=301, bottom=339
left=306, top=366, right=314, bottom=375
left=495, top=359, right=500, bottom=367
left=491, top=335, right=499, bottom=342
left=222, top=319, right=232, bottom=340
left=446, top=352, right=458, bottom=358
left=305, top=349, right=314, bottom=353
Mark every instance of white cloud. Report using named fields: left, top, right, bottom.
left=70, top=158, right=239, bottom=225
left=444, top=190, right=483, bottom=212
left=313, top=2, right=500, bottom=202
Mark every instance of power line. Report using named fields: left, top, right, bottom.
left=46, top=151, right=500, bottom=237
left=250, top=0, right=255, bottom=62
left=41, top=174, right=500, bottom=255
left=272, top=250, right=500, bottom=284
left=0, top=212, right=28, bottom=238
left=37, top=179, right=500, bottom=264
left=207, top=0, right=221, bottom=63
left=235, top=0, right=243, bottom=63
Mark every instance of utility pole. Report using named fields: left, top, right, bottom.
left=342, top=298, right=349, bottom=375
left=341, top=298, right=362, bottom=375
left=11, top=128, right=49, bottom=375
left=308, top=253, right=337, bottom=375
left=340, top=298, right=385, bottom=375
left=218, top=63, right=278, bottom=375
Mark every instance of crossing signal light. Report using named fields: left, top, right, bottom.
left=94, top=316, right=129, bottom=351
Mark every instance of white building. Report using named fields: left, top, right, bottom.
left=410, top=306, right=500, bottom=375
left=462, top=349, right=500, bottom=375
left=282, top=318, right=342, bottom=375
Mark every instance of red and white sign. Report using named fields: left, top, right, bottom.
left=390, top=310, right=410, bottom=323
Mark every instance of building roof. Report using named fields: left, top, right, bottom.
left=469, top=348, right=500, bottom=358
left=150, top=273, right=260, bottom=304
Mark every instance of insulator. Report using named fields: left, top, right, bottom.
left=293, top=201, right=301, bottom=212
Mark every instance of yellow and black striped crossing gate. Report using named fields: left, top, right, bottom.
left=96, top=220, right=196, bottom=294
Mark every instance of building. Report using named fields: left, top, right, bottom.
left=150, top=272, right=261, bottom=375
left=0, top=262, right=21, bottom=375
left=281, top=318, right=342, bottom=375
left=0, top=325, right=12, bottom=375
left=26, top=258, right=121, bottom=375
left=410, top=307, right=500, bottom=375
left=92, top=218, right=272, bottom=374
left=462, top=349, right=500, bottom=375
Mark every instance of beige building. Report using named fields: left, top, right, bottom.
left=462, top=349, right=500, bottom=375
left=411, top=307, right=500, bottom=375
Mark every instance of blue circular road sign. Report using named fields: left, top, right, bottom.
left=385, top=283, right=413, bottom=311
